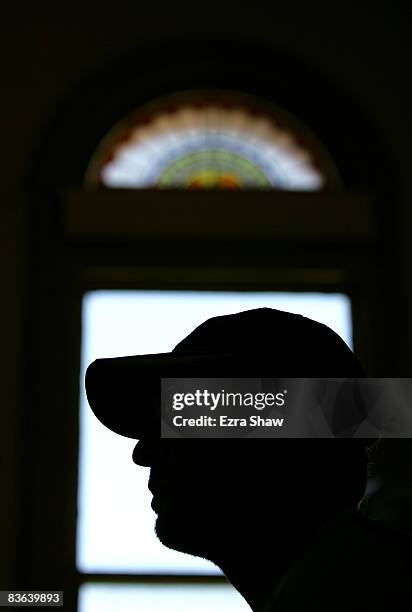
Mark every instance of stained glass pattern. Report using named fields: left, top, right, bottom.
left=87, top=95, right=339, bottom=191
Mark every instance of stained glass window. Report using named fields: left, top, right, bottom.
left=86, top=92, right=340, bottom=191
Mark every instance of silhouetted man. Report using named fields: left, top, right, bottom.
left=86, top=308, right=412, bottom=611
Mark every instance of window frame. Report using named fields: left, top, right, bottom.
left=22, top=37, right=407, bottom=607
left=19, top=185, right=387, bottom=610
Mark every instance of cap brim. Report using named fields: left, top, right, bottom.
left=85, top=352, right=238, bottom=438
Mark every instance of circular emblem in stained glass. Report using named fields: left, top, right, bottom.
left=157, top=149, right=271, bottom=190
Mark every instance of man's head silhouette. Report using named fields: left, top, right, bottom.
left=86, top=308, right=375, bottom=611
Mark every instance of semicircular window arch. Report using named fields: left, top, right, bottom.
left=86, top=91, right=341, bottom=192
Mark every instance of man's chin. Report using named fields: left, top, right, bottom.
left=154, top=516, right=212, bottom=560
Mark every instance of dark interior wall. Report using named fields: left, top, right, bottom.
left=1, top=0, right=411, bottom=588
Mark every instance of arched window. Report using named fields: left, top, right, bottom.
left=27, top=37, right=402, bottom=612
left=73, top=92, right=361, bottom=612
left=85, top=91, right=340, bottom=191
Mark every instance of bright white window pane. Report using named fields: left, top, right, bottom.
left=77, top=291, right=352, bottom=574
left=78, top=582, right=250, bottom=612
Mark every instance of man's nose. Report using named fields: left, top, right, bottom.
left=132, top=438, right=165, bottom=467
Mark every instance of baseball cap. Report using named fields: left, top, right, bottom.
left=85, top=307, right=365, bottom=439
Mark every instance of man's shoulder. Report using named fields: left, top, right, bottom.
left=264, top=509, right=412, bottom=612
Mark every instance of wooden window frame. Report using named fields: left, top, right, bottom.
left=22, top=188, right=388, bottom=610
